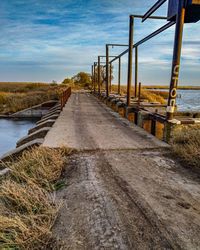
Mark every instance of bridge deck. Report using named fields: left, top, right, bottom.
left=43, top=92, right=168, bottom=150
left=43, top=92, right=200, bottom=249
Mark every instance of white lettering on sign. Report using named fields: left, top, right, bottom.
left=168, top=64, right=180, bottom=113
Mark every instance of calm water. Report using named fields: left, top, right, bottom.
left=149, top=89, right=200, bottom=111
left=176, top=90, right=200, bottom=112
left=0, top=119, right=37, bottom=157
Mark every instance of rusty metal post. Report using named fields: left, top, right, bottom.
left=118, top=57, right=121, bottom=95
left=98, top=56, right=101, bottom=95
left=167, top=0, right=185, bottom=120
left=138, top=82, right=141, bottom=106
left=106, top=45, right=109, bottom=97
left=94, top=62, right=96, bottom=93
left=135, top=46, right=138, bottom=98
left=91, top=65, right=94, bottom=92
left=127, top=15, right=134, bottom=106
left=109, top=62, right=112, bottom=93
left=151, top=119, right=156, bottom=136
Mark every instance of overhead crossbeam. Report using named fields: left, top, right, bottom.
left=107, top=44, right=129, bottom=47
left=109, top=21, right=175, bottom=64
left=99, top=56, right=117, bottom=58
left=142, top=0, right=168, bottom=22
left=131, top=14, right=167, bottom=20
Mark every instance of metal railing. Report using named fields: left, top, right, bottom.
left=60, top=87, right=71, bottom=110
left=91, top=0, right=199, bottom=120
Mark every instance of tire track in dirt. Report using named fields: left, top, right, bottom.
left=53, top=151, right=174, bottom=250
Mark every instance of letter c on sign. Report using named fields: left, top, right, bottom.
left=173, top=65, right=179, bottom=75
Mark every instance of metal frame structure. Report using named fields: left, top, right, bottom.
left=95, top=56, right=116, bottom=95
left=106, top=44, right=128, bottom=97
left=92, top=0, right=199, bottom=120
left=108, top=16, right=174, bottom=106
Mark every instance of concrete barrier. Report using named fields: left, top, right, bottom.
left=0, top=139, right=44, bottom=162
left=28, top=119, right=56, bottom=134
left=42, top=109, right=60, bottom=120
left=10, top=100, right=58, bottom=118
left=36, top=114, right=59, bottom=125
left=16, top=127, right=51, bottom=147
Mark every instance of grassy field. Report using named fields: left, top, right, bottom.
left=0, top=82, right=65, bottom=114
left=111, top=85, right=167, bottom=104
left=0, top=147, right=71, bottom=249
left=171, top=125, right=200, bottom=170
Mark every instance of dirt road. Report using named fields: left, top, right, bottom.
left=45, top=93, right=200, bottom=249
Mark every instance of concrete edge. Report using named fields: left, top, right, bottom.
left=42, top=109, right=61, bottom=120
left=10, top=100, right=59, bottom=118
left=28, top=119, right=56, bottom=135
left=16, top=127, right=51, bottom=147
left=0, top=139, right=44, bottom=163
left=36, top=114, right=59, bottom=125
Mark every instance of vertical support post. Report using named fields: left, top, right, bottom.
left=93, top=63, right=96, bottom=94
left=167, top=0, right=185, bottom=120
left=109, top=63, right=112, bottom=93
left=94, top=62, right=96, bottom=93
left=106, top=45, right=109, bottom=97
left=151, top=119, right=156, bottom=136
left=60, top=93, right=63, bottom=111
left=118, top=57, right=121, bottom=95
left=135, top=46, right=138, bottom=98
left=98, top=56, right=101, bottom=95
left=127, top=15, right=134, bottom=106
left=91, top=65, right=94, bottom=92
left=138, top=82, right=141, bottom=106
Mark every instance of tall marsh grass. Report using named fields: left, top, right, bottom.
left=111, top=85, right=166, bottom=104
left=0, top=147, right=71, bottom=249
left=171, top=126, right=200, bottom=170
left=0, top=82, right=63, bottom=114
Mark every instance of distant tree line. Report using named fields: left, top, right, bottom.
left=62, top=72, right=92, bottom=88
left=62, top=67, right=114, bottom=89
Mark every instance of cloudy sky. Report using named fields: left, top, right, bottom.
left=0, top=0, right=199, bottom=85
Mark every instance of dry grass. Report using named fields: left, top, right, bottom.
left=8, top=147, right=71, bottom=191
left=0, top=82, right=51, bottom=93
left=171, top=126, right=200, bottom=169
left=0, top=147, right=71, bottom=249
left=111, top=85, right=166, bottom=104
left=0, top=82, right=65, bottom=114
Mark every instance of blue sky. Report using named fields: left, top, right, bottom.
left=0, top=0, right=199, bottom=85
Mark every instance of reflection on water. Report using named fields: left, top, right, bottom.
left=176, top=90, right=200, bottom=112
left=0, top=119, right=37, bottom=156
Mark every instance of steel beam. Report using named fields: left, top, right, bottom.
left=142, top=0, right=167, bottom=22
left=106, top=45, right=109, bottom=97
left=98, top=56, right=101, bottom=95
left=127, top=15, right=134, bottom=106
left=138, top=82, right=142, bottom=106
left=91, top=65, right=94, bottom=91
left=107, top=44, right=129, bottom=47
left=93, top=62, right=97, bottom=93
left=167, top=0, right=185, bottom=120
left=109, top=21, right=175, bottom=64
left=118, top=57, right=121, bottom=95
left=109, top=62, right=112, bottom=93
left=135, top=46, right=138, bottom=98
left=131, top=14, right=167, bottom=20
